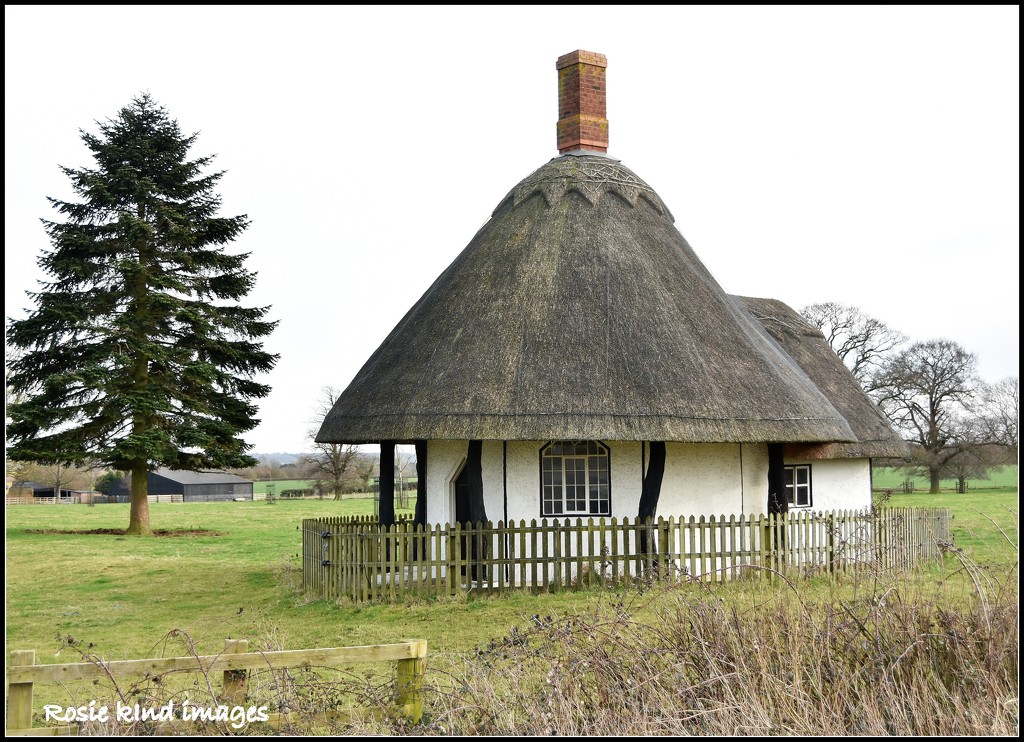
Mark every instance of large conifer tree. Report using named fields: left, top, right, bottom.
left=6, top=94, right=278, bottom=535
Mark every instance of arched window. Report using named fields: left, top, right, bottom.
left=540, top=440, right=610, bottom=516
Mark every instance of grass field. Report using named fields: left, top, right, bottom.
left=5, top=492, right=1015, bottom=659
left=872, top=464, right=1018, bottom=491
left=4, top=491, right=1017, bottom=734
left=251, top=479, right=315, bottom=494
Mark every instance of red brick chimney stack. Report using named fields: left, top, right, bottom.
left=556, top=50, right=608, bottom=154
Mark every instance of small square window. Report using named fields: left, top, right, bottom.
left=784, top=464, right=812, bottom=508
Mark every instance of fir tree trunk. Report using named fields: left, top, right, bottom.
left=125, top=463, right=152, bottom=536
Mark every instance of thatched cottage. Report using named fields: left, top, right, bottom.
left=317, top=50, right=906, bottom=529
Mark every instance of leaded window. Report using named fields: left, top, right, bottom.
left=540, top=440, right=610, bottom=516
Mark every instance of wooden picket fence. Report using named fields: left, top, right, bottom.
left=6, top=639, right=427, bottom=735
left=303, top=508, right=951, bottom=602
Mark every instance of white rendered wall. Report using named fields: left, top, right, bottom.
left=787, top=457, right=872, bottom=512
left=481, top=440, right=504, bottom=522
left=425, top=439, right=466, bottom=525
left=425, top=439, right=644, bottom=524
left=423, top=439, right=871, bottom=524
left=503, top=440, right=540, bottom=522
left=657, top=443, right=749, bottom=518
left=741, top=444, right=770, bottom=515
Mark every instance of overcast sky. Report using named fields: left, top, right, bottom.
left=5, top=5, right=1019, bottom=454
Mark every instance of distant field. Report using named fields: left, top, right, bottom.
left=251, top=479, right=316, bottom=494
left=872, top=464, right=1018, bottom=491
left=251, top=479, right=415, bottom=496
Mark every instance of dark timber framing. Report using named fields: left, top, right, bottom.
left=379, top=440, right=396, bottom=527
left=464, top=440, right=487, bottom=524
left=637, top=441, right=666, bottom=521
left=637, top=441, right=666, bottom=559
left=767, top=442, right=788, bottom=515
left=414, top=440, right=427, bottom=526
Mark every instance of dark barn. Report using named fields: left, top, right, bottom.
left=109, top=468, right=254, bottom=502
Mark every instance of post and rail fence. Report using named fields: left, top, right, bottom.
left=302, top=508, right=951, bottom=602
left=5, top=639, right=426, bottom=735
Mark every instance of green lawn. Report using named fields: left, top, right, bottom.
left=5, top=490, right=1017, bottom=724
left=872, top=464, right=1018, bottom=491
left=875, top=489, right=1018, bottom=567
left=252, top=479, right=316, bottom=494
left=4, top=498, right=588, bottom=665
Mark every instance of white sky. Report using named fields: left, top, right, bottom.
left=5, top=5, right=1019, bottom=454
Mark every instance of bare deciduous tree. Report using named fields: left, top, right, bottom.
left=938, top=442, right=1000, bottom=494
left=972, top=376, right=1019, bottom=457
left=800, top=302, right=905, bottom=388
left=304, top=387, right=360, bottom=500
left=8, top=461, right=95, bottom=498
left=873, top=339, right=980, bottom=493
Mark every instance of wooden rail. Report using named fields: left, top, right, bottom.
left=303, top=508, right=951, bottom=602
left=5, top=639, right=427, bottom=735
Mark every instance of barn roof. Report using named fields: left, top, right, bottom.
left=734, top=296, right=910, bottom=459
left=151, top=468, right=252, bottom=485
left=317, top=150, right=858, bottom=445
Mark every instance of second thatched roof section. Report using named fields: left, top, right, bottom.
left=318, top=153, right=860, bottom=446
left=734, top=296, right=910, bottom=459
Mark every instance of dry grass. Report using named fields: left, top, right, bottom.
left=43, top=560, right=1019, bottom=736
left=400, top=581, right=1017, bottom=734
left=17, top=498, right=1016, bottom=737
left=345, top=554, right=1019, bottom=737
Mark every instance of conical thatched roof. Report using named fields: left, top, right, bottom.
left=734, top=296, right=910, bottom=459
left=318, top=153, right=857, bottom=445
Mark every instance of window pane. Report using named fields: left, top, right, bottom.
left=541, top=441, right=611, bottom=518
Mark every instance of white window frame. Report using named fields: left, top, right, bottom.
left=785, top=464, right=812, bottom=508
left=540, top=440, right=611, bottom=517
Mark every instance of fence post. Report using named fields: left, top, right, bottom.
left=660, top=517, right=672, bottom=578
left=395, top=640, right=427, bottom=724
left=827, top=512, right=836, bottom=576
left=223, top=639, right=249, bottom=704
left=8, top=649, right=36, bottom=732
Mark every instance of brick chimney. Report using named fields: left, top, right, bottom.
left=556, top=50, right=608, bottom=154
